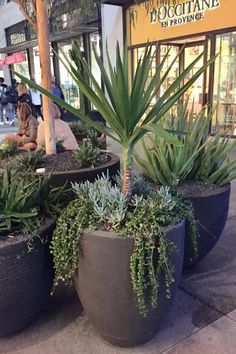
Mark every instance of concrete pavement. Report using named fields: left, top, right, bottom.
left=0, top=124, right=17, bottom=143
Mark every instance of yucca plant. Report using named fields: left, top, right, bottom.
left=135, top=102, right=211, bottom=186
left=15, top=42, right=216, bottom=200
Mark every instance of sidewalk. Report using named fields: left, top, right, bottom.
left=1, top=156, right=236, bottom=353
left=0, top=124, right=17, bottom=143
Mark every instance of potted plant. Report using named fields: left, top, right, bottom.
left=16, top=42, right=215, bottom=346
left=0, top=141, right=120, bottom=190
left=0, top=168, right=64, bottom=337
left=136, top=103, right=234, bottom=267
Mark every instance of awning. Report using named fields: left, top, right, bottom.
left=0, top=24, right=99, bottom=55
left=103, top=0, right=134, bottom=6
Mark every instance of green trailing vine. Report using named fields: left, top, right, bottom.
left=51, top=196, right=98, bottom=286
left=51, top=175, right=199, bottom=317
left=123, top=198, right=176, bottom=317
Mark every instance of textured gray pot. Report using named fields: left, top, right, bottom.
left=76, top=221, right=185, bottom=347
left=184, top=183, right=230, bottom=267
left=0, top=219, right=55, bottom=337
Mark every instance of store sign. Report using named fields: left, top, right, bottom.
left=150, top=0, right=221, bottom=28
left=4, top=52, right=25, bottom=65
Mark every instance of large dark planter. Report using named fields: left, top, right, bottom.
left=50, top=152, right=120, bottom=189
left=184, top=183, right=230, bottom=267
left=76, top=221, right=185, bottom=347
left=0, top=219, right=55, bottom=337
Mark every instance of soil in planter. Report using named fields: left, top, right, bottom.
left=174, top=180, right=224, bottom=197
left=0, top=150, right=111, bottom=172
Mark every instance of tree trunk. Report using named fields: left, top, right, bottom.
left=36, top=0, right=56, bottom=155
left=121, top=147, right=133, bottom=201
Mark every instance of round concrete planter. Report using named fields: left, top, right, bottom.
left=184, top=183, right=230, bottom=267
left=0, top=219, right=55, bottom=337
left=76, top=221, right=185, bottom=347
left=49, top=152, right=120, bottom=189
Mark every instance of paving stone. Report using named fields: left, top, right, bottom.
left=165, top=316, right=236, bottom=354
left=0, top=287, right=221, bottom=354
left=227, top=310, right=236, bottom=322
left=181, top=216, right=236, bottom=315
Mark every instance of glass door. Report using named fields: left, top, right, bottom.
left=212, top=31, right=236, bottom=134
left=183, top=44, right=206, bottom=115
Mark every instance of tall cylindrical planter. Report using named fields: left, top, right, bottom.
left=184, top=183, right=230, bottom=267
left=77, top=221, right=185, bottom=347
left=0, top=220, right=55, bottom=337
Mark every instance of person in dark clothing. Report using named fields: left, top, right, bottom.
left=5, top=79, right=18, bottom=125
left=0, top=77, right=8, bottom=124
left=51, top=76, right=66, bottom=119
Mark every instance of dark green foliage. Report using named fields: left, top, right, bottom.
left=13, top=150, right=45, bottom=172
left=0, top=141, right=18, bottom=160
left=70, top=121, right=106, bottom=149
left=0, top=168, right=65, bottom=239
left=86, top=128, right=106, bottom=150
left=74, top=140, right=100, bottom=168
left=56, top=140, right=66, bottom=153
left=69, top=121, right=87, bottom=141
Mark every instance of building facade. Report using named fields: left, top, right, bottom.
left=0, top=0, right=103, bottom=112
left=126, top=0, right=236, bottom=134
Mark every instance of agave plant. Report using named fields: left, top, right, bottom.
left=15, top=42, right=216, bottom=199
left=135, top=101, right=211, bottom=186
left=0, top=168, right=64, bottom=235
left=196, top=134, right=236, bottom=185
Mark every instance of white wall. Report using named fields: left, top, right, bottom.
left=0, top=1, right=24, bottom=84
left=101, top=4, right=124, bottom=70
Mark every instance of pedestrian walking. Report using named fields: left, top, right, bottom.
left=5, top=79, right=18, bottom=125
left=0, top=77, right=8, bottom=125
left=51, top=75, right=67, bottom=119
left=30, top=86, right=42, bottom=118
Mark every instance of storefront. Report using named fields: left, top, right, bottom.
left=0, top=3, right=101, bottom=116
left=127, top=0, right=236, bottom=134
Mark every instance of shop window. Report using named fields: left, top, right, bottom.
left=213, top=32, right=236, bottom=135
left=8, top=31, right=26, bottom=45
left=90, top=32, right=101, bottom=87
left=32, top=46, right=54, bottom=85
left=12, top=50, right=30, bottom=79
left=58, top=40, right=83, bottom=109
left=133, top=45, right=156, bottom=106
left=160, top=45, right=179, bottom=99
left=184, top=45, right=204, bottom=115
left=5, top=21, right=26, bottom=46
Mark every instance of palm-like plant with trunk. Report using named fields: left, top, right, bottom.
left=16, top=42, right=216, bottom=199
